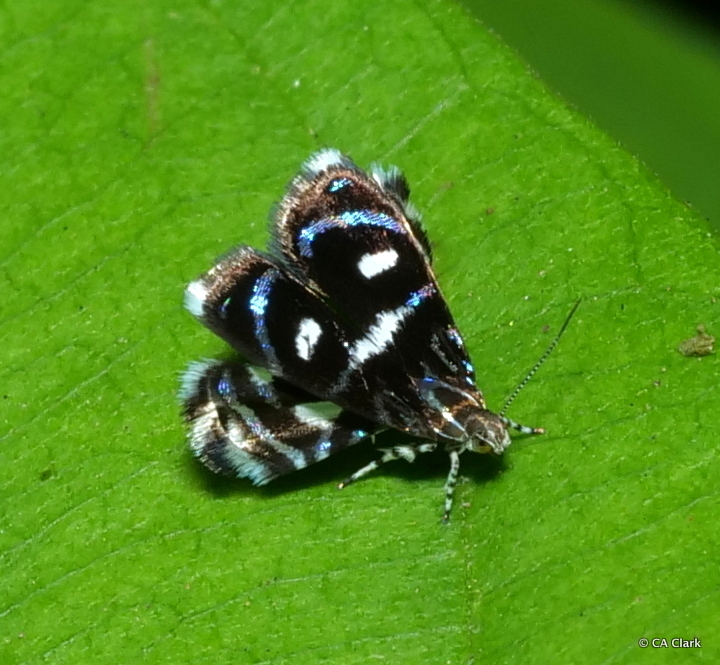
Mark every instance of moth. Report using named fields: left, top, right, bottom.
left=181, top=149, right=572, bottom=522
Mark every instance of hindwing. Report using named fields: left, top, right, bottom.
left=181, top=359, right=379, bottom=484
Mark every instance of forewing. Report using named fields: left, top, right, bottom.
left=180, top=359, right=378, bottom=484
left=270, top=150, right=483, bottom=429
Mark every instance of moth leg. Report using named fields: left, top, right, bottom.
left=442, top=450, right=461, bottom=524
left=500, top=415, right=545, bottom=436
left=338, top=443, right=437, bottom=489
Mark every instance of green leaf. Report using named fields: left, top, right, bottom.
left=1, top=1, right=717, bottom=664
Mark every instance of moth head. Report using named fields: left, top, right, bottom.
left=465, top=410, right=512, bottom=455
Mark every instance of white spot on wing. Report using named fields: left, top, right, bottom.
left=184, top=280, right=209, bottom=318
left=304, top=148, right=346, bottom=176
left=370, top=165, right=401, bottom=189
left=332, top=284, right=434, bottom=391
left=358, top=249, right=398, bottom=278
left=351, top=308, right=407, bottom=366
left=179, top=359, right=221, bottom=402
left=293, top=403, right=342, bottom=428
left=223, top=420, right=277, bottom=485
left=188, top=409, right=217, bottom=457
left=295, top=317, right=322, bottom=361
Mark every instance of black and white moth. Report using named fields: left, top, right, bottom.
left=181, top=149, right=567, bottom=522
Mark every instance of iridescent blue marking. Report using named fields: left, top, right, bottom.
left=246, top=368, right=280, bottom=406
left=249, top=270, right=280, bottom=370
left=217, top=374, right=234, bottom=400
left=327, top=177, right=352, bottom=193
left=405, top=283, right=436, bottom=308
left=445, top=328, right=474, bottom=382
left=298, top=210, right=405, bottom=258
left=219, top=297, right=232, bottom=319
left=350, top=429, right=368, bottom=443
left=447, top=327, right=463, bottom=348
left=317, top=440, right=332, bottom=454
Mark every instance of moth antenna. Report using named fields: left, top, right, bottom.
left=499, top=299, right=581, bottom=417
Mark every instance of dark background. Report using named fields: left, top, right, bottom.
left=463, top=0, right=720, bottom=230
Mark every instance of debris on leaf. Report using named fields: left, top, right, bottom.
left=678, top=325, right=715, bottom=357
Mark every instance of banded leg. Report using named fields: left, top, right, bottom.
left=500, top=415, right=545, bottom=436
left=338, top=443, right=437, bottom=489
left=442, top=450, right=461, bottom=524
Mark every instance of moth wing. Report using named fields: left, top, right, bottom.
left=270, top=150, right=483, bottom=426
left=185, top=151, right=483, bottom=439
left=180, top=359, right=378, bottom=484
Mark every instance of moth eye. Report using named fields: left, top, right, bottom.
left=327, top=177, right=352, bottom=193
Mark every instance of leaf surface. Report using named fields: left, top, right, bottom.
left=1, top=1, right=717, bottom=663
